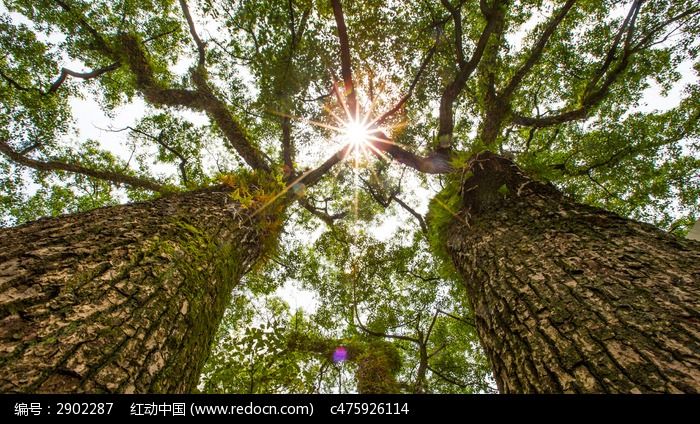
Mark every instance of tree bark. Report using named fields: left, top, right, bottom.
left=445, top=151, right=700, bottom=393
left=0, top=186, right=272, bottom=393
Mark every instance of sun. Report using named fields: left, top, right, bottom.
left=343, top=119, right=371, bottom=148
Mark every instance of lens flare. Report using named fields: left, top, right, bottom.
left=333, top=346, right=348, bottom=363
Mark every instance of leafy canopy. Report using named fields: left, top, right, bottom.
left=1, top=0, right=698, bottom=392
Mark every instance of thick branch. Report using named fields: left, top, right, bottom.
left=438, top=0, right=506, bottom=139
left=330, top=0, right=357, bottom=118
left=415, top=342, right=429, bottom=393
left=0, top=139, right=166, bottom=193
left=118, top=35, right=270, bottom=171
left=297, top=144, right=350, bottom=188
left=281, top=117, right=295, bottom=174
left=369, top=132, right=452, bottom=174
left=54, top=1, right=266, bottom=170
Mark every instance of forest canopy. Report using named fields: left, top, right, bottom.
left=0, top=0, right=698, bottom=393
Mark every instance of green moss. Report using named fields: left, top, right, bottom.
left=426, top=173, right=463, bottom=276
left=355, top=340, right=402, bottom=393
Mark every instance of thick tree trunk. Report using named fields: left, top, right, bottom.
left=445, top=151, right=700, bottom=393
left=0, top=186, right=272, bottom=393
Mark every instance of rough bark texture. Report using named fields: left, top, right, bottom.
left=446, top=151, right=700, bottom=393
left=0, top=186, right=269, bottom=393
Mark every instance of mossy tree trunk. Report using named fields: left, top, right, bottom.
left=445, top=152, right=700, bottom=393
left=287, top=334, right=401, bottom=394
left=0, top=186, right=274, bottom=393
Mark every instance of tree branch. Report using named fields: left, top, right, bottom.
left=437, top=308, right=476, bottom=328
left=427, top=364, right=479, bottom=390
left=501, top=0, right=576, bottom=99
left=52, top=0, right=111, bottom=53
left=404, top=269, right=441, bottom=283
left=117, top=34, right=270, bottom=171
left=359, top=176, right=391, bottom=207
left=392, top=196, right=428, bottom=234
left=440, top=0, right=466, bottom=66
left=584, top=0, right=642, bottom=99
left=52, top=2, right=268, bottom=171
left=178, top=0, right=206, bottom=66
left=281, top=117, right=295, bottom=176
left=437, top=0, right=506, bottom=140
left=105, top=125, right=191, bottom=186
left=373, top=43, right=437, bottom=126
left=353, top=301, right=420, bottom=344
left=369, top=132, right=452, bottom=174
left=297, top=144, right=351, bottom=188
left=1, top=62, right=119, bottom=95
left=508, top=1, right=695, bottom=128
left=330, top=0, right=358, bottom=118
left=154, top=133, right=190, bottom=186
left=631, top=5, right=700, bottom=52
left=47, top=62, right=120, bottom=94
left=298, top=197, right=348, bottom=226
left=0, top=139, right=166, bottom=193
left=425, top=310, right=439, bottom=342
left=0, top=69, right=30, bottom=92
left=358, top=176, right=428, bottom=233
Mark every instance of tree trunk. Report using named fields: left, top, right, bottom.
left=445, top=151, right=700, bottom=393
left=0, top=186, right=273, bottom=393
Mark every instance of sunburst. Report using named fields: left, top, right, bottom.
left=343, top=119, right=372, bottom=148
left=256, top=82, right=411, bottom=218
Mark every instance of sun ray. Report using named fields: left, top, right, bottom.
left=353, top=166, right=360, bottom=221
left=268, top=109, right=346, bottom=133
left=328, top=109, right=348, bottom=127
left=365, top=134, right=405, bottom=146
left=354, top=94, right=360, bottom=120
left=364, top=141, right=392, bottom=163
left=306, top=120, right=345, bottom=132
left=333, top=82, right=353, bottom=122
left=363, top=96, right=381, bottom=126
